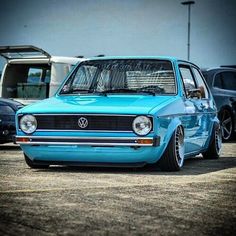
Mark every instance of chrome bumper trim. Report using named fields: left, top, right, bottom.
left=15, top=136, right=160, bottom=147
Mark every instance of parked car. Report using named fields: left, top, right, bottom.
left=0, top=45, right=84, bottom=105
left=0, top=98, right=23, bottom=144
left=202, top=67, right=236, bottom=141
left=15, top=56, right=221, bottom=171
left=221, top=65, right=236, bottom=69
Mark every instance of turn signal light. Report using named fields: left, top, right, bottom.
left=137, top=139, right=153, bottom=145
left=16, top=137, right=30, bottom=143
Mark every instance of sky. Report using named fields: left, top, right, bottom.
left=0, top=0, right=236, bottom=71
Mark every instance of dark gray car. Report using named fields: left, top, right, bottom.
left=202, top=68, right=236, bottom=141
left=0, top=98, right=23, bottom=144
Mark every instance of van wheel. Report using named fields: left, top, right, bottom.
left=158, top=126, right=184, bottom=171
left=24, top=154, right=49, bottom=169
left=202, top=124, right=222, bottom=159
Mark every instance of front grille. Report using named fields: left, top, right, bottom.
left=19, top=114, right=148, bottom=132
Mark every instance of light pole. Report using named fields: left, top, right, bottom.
left=181, top=1, right=195, bottom=61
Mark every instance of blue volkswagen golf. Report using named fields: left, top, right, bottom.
left=15, top=57, right=222, bottom=171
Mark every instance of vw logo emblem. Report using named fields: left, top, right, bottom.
left=78, top=117, right=88, bottom=129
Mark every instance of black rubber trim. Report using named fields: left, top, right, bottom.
left=32, top=138, right=135, bottom=144
left=153, top=136, right=160, bottom=146
left=31, top=160, right=147, bottom=168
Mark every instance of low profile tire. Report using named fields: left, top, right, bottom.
left=24, top=154, right=49, bottom=169
left=158, top=126, right=185, bottom=171
left=202, top=124, right=222, bottom=159
left=219, top=109, right=234, bottom=141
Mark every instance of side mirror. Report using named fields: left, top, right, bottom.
left=187, top=88, right=202, bottom=99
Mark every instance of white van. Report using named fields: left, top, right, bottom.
left=0, top=45, right=83, bottom=104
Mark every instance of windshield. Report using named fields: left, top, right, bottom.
left=60, top=59, right=176, bottom=95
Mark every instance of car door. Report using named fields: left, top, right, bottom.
left=191, top=66, right=212, bottom=145
left=179, top=64, right=209, bottom=154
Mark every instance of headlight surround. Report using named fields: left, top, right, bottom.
left=19, top=115, right=37, bottom=134
left=132, top=116, right=152, bottom=136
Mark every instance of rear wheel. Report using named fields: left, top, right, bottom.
left=202, top=124, right=222, bottom=159
left=24, top=154, right=49, bottom=169
left=219, top=109, right=234, bottom=141
left=158, top=126, right=184, bottom=171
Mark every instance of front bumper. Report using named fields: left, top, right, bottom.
left=15, top=135, right=160, bottom=147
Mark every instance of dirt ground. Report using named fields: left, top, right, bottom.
left=0, top=143, right=235, bottom=236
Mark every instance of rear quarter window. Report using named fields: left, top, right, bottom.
left=214, top=71, right=236, bottom=91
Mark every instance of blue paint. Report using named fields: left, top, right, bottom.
left=16, top=57, right=220, bottom=168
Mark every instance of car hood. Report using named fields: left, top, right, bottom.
left=19, top=95, right=176, bottom=115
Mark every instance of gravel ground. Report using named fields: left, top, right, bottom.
left=0, top=143, right=235, bottom=236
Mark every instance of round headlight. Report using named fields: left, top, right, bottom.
left=20, top=115, right=37, bottom=134
left=132, top=116, right=152, bottom=136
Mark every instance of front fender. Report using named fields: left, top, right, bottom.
left=157, top=116, right=182, bottom=157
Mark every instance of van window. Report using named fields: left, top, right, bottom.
left=1, top=64, right=51, bottom=99
left=27, top=68, right=51, bottom=83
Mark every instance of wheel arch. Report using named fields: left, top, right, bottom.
left=161, top=116, right=184, bottom=154
left=202, top=121, right=222, bottom=159
left=157, top=117, right=185, bottom=171
left=204, top=120, right=220, bottom=151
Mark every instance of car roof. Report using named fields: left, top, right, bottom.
left=83, top=56, right=200, bottom=70
left=86, top=56, right=179, bottom=62
left=202, top=67, right=236, bottom=73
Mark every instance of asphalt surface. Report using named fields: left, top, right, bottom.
left=0, top=143, right=236, bottom=236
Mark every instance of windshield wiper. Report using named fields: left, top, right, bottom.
left=137, top=86, right=165, bottom=96
left=61, top=88, right=108, bottom=96
left=61, top=88, right=92, bottom=94
left=137, top=89, right=156, bottom=96
left=99, top=88, right=156, bottom=96
left=100, top=88, right=138, bottom=94
left=61, top=87, right=155, bottom=96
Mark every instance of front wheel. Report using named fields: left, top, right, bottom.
left=24, top=154, right=49, bottom=169
left=158, top=126, right=185, bottom=171
left=202, top=124, right=222, bottom=159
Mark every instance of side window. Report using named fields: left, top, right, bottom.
left=179, top=66, right=198, bottom=99
left=221, top=72, right=236, bottom=91
left=179, top=66, right=196, bottom=91
left=214, top=73, right=223, bottom=88
left=192, top=67, right=209, bottom=99
left=27, top=67, right=51, bottom=83
left=27, top=68, right=43, bottom=83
